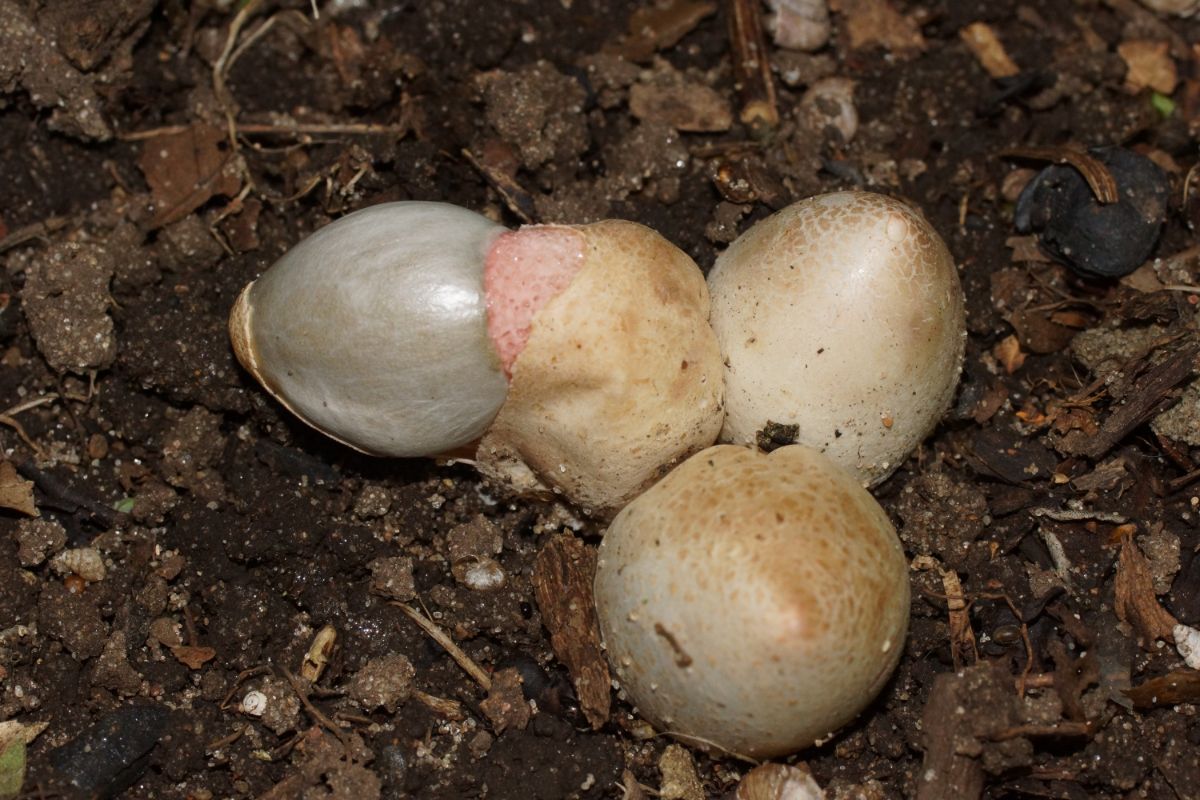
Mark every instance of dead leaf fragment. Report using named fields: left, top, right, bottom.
left=1118, top=39, right=1178, bottom=94
left=629, top=81, right=733, bottom=132
left=479, top=667, right=531, bottom=733
left=1008, top=309, right=1078, bottom=355
left=830, top=0, right=926, bottom=57
left=532, top=534, right=612, bottom=729
left=1114, top=533, right=1178, bottom=645
left=171, top=645, right=216, bottom=670
left=960, top=22, right=1020, bottom=78
left=0, top=720, right=28, bottom=798
left=611, top=0, right=718, bottom=61
left=1005, top=235, right=1052, bottom=263
left=138, top=123, right=242, bottom=227
left=0, top=461, right=36, bottom=517
left=994, top=335, right=1026, bottom=374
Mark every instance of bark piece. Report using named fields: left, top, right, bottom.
left=531, top=534, right=611, bottom=729
left=1115, top=533, right=1178, bottom=645
left=1125, top=668, right=1200, bottom=709
left=916, top=662, right=1032, bottom=800
left=1067, top=343, right=1199, bottom=459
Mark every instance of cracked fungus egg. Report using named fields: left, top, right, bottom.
left=708, top=191, right=966, bottom=486
left=230, top=201, right=724, bottom=516
left=594, top=444, right=909, bottom=758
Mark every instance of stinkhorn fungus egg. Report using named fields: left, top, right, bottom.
left=230, top=201, right=724, bottom=515
left=594, top=444, right=909, bottom=758
left=707, top=191, right=966, bottom=486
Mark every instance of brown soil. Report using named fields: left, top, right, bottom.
left=2, top=0, right=1199, bottom=798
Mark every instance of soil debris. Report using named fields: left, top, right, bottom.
left=0, top=461, right=36, bottom=517
left=19, top=241, right=116, bottom=372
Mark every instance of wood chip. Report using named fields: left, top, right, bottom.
left=1114, top=533, right=1178, bottom=645
left=0, top=461, right=36, bottom=517
left=1070, top=458, right=1128, bottom=492
left=138, top=123, right=242, bottom=227
left=943, top=569, right=978, bottom=670
left=531, top=534, right=612, bottom=729
left=994, top=334, right=1026, bottom=374
left=412, top=689, right=467, bottom=721
left=1070, top=342, right=1199, bottom=460
left=1125, top=668, right=1200, bottom=709
left=830, top=0, right=927, bottom=57
left=479, top=667, right=531, bottom=733
left=1118, top=39, right=1178, bottom=95
left=959, top=22, right=1020, bottom=79
left=611, top=0, right=718, bottom=62
left=171, top=645, right=217, bottom=669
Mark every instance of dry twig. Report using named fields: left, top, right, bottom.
left=725, top=0, right=779, bottom=134
left=392, top=602, right=492, bottom=692
left=1002, top=146, right=1118, bottom=204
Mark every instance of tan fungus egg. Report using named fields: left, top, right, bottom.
left=477, top=220, right=725, bottom=517
left=707, top=191, right=966, bottom=486
left=594, top=444, right=910, bottom=758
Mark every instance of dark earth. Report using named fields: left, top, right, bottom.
left=2, top=0, right=1200, bottom=797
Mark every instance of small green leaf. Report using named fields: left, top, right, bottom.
left=0, top=722, right=26, bottom=799
left=113, top=497, right=136, bottom=514
left=1150, top=92, right=1176, bottom=118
